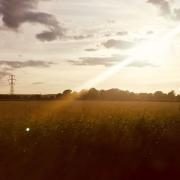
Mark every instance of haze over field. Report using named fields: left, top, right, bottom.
left=1, top=0, right=180, bottom=94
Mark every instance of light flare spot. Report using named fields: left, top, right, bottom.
left=25, top=128, right=30, bottom=132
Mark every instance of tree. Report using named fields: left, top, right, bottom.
left=154, top=91, right=166, bottom=101
left=87, top=88, right=99, bottom=99
left=63, top=89, right=72, bottom=96
left=62, top=89, right=72, bottom=99
left=167, top=90, right=175, bottom=101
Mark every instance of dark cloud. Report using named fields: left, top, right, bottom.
left=68, top=55, right=154, bottom=68
left=0, top=0, right=66, bottom=41
left=147, top=0, right=171, bottom=16
left=0, top=0, right=95, bottom=41
left=0, top=60, right=55, bottom=69
left=85, top=48, right=98, bottom=52
left=102, top=39, right=135, bottom=49
left=36, top=29, right=64, bottom=42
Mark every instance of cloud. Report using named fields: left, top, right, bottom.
left=104, top=33, right=111, bottom=37
left=147, top=0, right=180, bottom=21
left=173, top=8, right=180, bottom=20
left=85, top=48, right=98, bottom=52
left=0, top=60, right=55, bottom=69
left=0, top=60, right=55, bottom=79
left=0, top=0, right=66, bottom=41
left=116, top=31, right=128, bottom=36
left=32, top=82, right=44, bottom=85
left=107, top=20, right=115, bottom=24
left=0, top=0, right=95, bottom=41
left=147, top=0, right=171, bottom=16
left=70, top=34, right=93, bottom=40
left=0, top=71, right=10, bottom=80
left=68, top=55, right=155, bottom=68
left=102, top=39, right=135, bottom=49
left=68, top=56, right=123, bottom=67
left=147, top=30, right=154, bottom=34
left=129, top=61, right=156, bottom=67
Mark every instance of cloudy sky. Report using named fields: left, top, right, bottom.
left=1, top=0, right=180, bottom=94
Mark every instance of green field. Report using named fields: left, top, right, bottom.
left=0, top=101, right=180, bottom=180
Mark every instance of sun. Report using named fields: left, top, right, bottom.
left=134, top=37, right=171, bottom=66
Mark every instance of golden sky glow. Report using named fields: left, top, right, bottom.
left=1, top=0, right=180, bottom=94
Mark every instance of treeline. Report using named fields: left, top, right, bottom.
left=0, top=88, right=180, bottom=102
left=57, top=88, right=180, bottom=102
left=0, top=94, right=57, bottom=101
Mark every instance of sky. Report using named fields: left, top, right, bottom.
left=1, top=0, right=180, bottom=94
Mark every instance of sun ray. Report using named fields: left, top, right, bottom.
left=76, top=26, right=180, bottom=91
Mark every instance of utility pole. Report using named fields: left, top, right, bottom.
left=8, top=75, right=16, bottom=95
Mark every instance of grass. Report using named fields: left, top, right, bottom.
left=0, top=101, right=180, bottom=180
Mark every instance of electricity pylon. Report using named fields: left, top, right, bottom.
left=8, top=75, right=16, bottom=95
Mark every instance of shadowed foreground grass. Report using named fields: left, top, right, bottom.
left=0, top=101, right=180, bottom=180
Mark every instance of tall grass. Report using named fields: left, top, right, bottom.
left=0, top=101, right=180, bottom=180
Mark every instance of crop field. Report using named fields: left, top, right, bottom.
left=0, top=101, right=180, bottom=180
